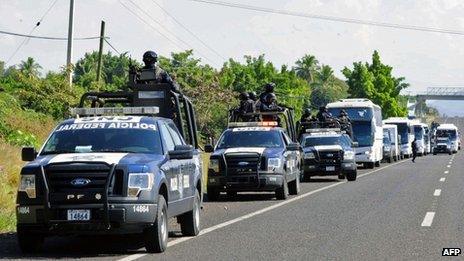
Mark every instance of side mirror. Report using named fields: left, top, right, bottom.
left=168, top=145, right=194, bottom=160
left=352, top=142, right=359, bottom=148
left=22, top=147, right=37, bottom=161
left=204, top=144, right=214, bottom=153
left=286, top=142, right=301, bottom=151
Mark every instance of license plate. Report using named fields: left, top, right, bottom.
left=67, top=209, right=90, bottom=221
left=326, top=166, right=336, bottom=171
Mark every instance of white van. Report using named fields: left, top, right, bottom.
left=436, top=124, right=459, bottom=153
left=383, top=124, right=400, bottom=161
left=327, top=99, right=383, bottom=169
left=383, top=118, right=415, bottom=158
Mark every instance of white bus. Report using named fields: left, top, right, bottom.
left=383, top=118, right=415, bottom=158
left=327, top=99, right=383, bottom=169
left=383, top=124, right=400, bottom=161
left=411, top=121, right=427, bottom=156
left=436, top=124, right=459, bottom=153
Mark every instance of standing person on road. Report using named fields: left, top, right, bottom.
left=412, top=138, right=418, bottom=163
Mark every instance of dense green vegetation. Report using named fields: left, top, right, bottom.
left=0, top=49, right=412, bottom=232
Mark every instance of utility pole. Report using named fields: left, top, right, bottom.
left=96, top=20, right=105, bottom=83
left=66, top=0, right=75, bottom=87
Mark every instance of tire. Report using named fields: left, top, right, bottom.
left=448, top=151, right=452, bottom=155
left=387, top=157, right=392, bottom=163
left=17, top=228, right=44, bottom=253
left=275, top=178, right=288, bottom=200
left=365, top=162, right=375, bottom=169
left=226, top=191, right=237, bottom=199
left=144, top=195, right=168, bottom=253
left=207, top=187, right=220, bottom=201
left=338, top=174, right=345, bottom=180
left=178, top=190, right=201, bottom=236
left=393, top=156, right=398, bottom=162
left=346, top=171, right=357, bottom=181
left=288, top=175, right=300, bottom=195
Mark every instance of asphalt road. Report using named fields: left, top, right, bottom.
left=1, top=149, right=461, bottom=260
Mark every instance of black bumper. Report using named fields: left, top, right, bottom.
left=16, top=203, right=157, bottom=235
left=207, top=173, right=284, bottom=192
left=303, top=160, right=356, bottom=176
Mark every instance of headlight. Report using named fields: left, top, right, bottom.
left=127, top=173, right=154, bottom=197
left=19, top=175, right=36, bottom=198
left=344, top=151, right=355, bottom=160
left=267, top=158, right=281, bottom=171
left=364, top=150, right=371, bottom=155
left=208, top=158, right=220, bottom=173
left=304, top=152, right=315, bottom=159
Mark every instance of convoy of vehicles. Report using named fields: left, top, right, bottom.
left=300, top=129, right=357, bottom=181
left=14, top=63, right=459, bottom=254
left=327, top=99, right=384, bottom=169
left=383, top=118, right=415, bottom=158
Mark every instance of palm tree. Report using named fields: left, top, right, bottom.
left=19, top=57, right=42, bottom=78
left=317, top=65, right=334, bottom=87
left=294, top=54, right=319, bottom=83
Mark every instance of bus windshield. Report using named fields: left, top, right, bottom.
left=436, top=129, right=457, bottom=140
left=327, top=107, right=373, bottom=121
left=414, top=126, right=424, bottom=139
left=352, top=121, right=373, bottom=147
left=393, top=123, right=409, bottom=144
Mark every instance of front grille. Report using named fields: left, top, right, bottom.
left=318, top=150, right=342, bottom=164
left=44, top=163, right=123, bottom=205
left=225, top=153, right=261, bottom=175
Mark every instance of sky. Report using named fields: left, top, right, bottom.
left=1, top=0, right=464, bottom=116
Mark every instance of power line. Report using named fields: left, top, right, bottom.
left=126, top=0, right=218, bottom=65
left=151, top=0, right=225, bottom=60
left=104, top=38, right=121, bottom=55
left=189, top=0, right=464, bottom=36
left=0, top=29, right=103, bottom=40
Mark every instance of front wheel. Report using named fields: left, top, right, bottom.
left=207, top=187, right=220, bottom=201
left=275, top=178, right=288, bottom=200
left=17, top=228, right=44, bottom=253
left=178, top=190, right=201, bottom=236
left=365, top=162, right=375, bottom=169
left=288, top=175, right=300, bottom=195
left=346, top=171, right=357, bottom=181
left=144, top=195, right=168, bottom=253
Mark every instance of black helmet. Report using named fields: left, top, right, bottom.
left=265, top=93, right=277, bottom=104
left=248, top=91, right=257, bottom=101
left=319, top=106, right=326, bottom=111
left=340, top=109, right=347, bottom=116
left=143, top=50, right=158, bottom=65
left=304, top=108, right=311, bottom=115
left=264, top=82, right=275, bottom=93
left=239, top=92, right=249, bottom=101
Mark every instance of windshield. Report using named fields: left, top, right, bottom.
left=41, top=122, right=162, bottom=155
left=383, top=133, right=391, bottom=144
left=352, top=121, right=373, bottom=147
left=414, top=126, right=424, bottom=139
left=327, top=107, right=373, bottom=121
left=217, top=130, right=283, bottom=149
left=392, top=123, right=409, bottom=144
left=302, top=136, right=340, bottom=147
left=436, top=129, right=457, bottom=140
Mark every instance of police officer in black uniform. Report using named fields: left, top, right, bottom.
left=237, top=92, right=256, bottom=121
left=141, top=51, right=179, bottom=92
left=259, top=82, right=276, bottom=103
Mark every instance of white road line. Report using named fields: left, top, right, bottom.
left=117, top=160, right=407, bottom=261
left=421, top=212, right=436, bottom=227
left=447, top=165, right=451, bottom=168
left=444, top=170, right=449, bottom=174
left=439, top=178, right=446, bottom=182
left=433, top=189, right=441, bottom=196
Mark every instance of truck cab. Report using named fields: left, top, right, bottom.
left=205, top=122, right=301, bottom=200
left=16, top=73, right=202, bottom=253
left=300, top=129, right=358, bottom=181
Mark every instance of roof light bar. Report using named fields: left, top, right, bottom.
left=228, top=121, right=279, bottom=128
left=70, top=106, right=159, bottom=117
left=305, top=128, right=342, bottom=133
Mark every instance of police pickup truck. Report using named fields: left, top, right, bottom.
left=300, top=129, right=357, bottom=181
left=16, top=76, right=202, bottom=253
left=205, top=122, right=301, bottom=200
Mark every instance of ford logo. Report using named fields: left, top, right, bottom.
left=237, top=162, right=249, bottom=166
left=71, top=178, right=91, bottom=187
